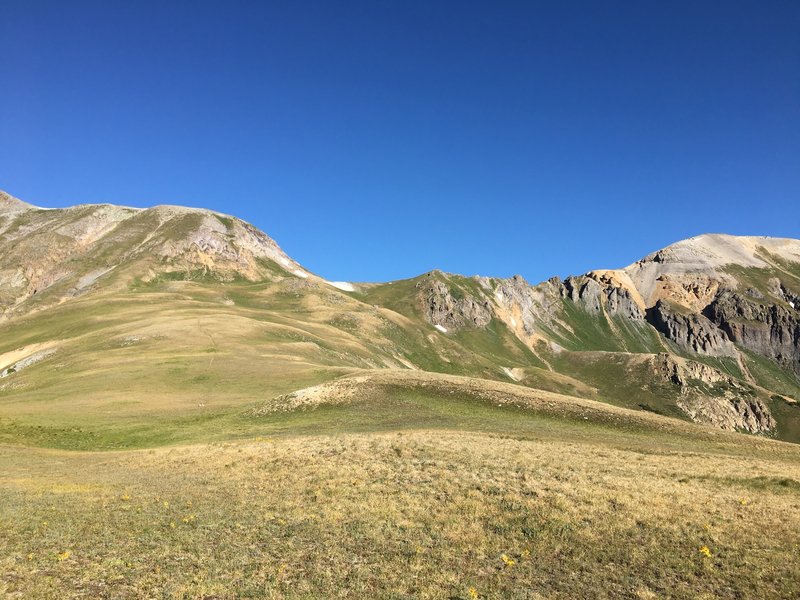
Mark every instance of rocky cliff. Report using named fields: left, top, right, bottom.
left=415, top=273, right=493, bottom=331
left=647, top=300, right=737, bottom=357
left=704, top=290, right=800, bottom=374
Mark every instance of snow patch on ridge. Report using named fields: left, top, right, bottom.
left=434, top=324, right=448, bottom=333
left=293, top=269, right=309, bottom=279
left=327, top=281, right=355, bottom=292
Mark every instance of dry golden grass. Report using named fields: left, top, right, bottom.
left=2, top=427, right=799, bottom=599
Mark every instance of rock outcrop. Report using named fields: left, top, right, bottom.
left=416, top=274, right=493, bottom=331
left=704, top=290, right=800, bottom=374
left=647, top=300, right=737, bottom=357
left=562, top=273, right=645, bottom=319
left=490, top=275, right=564, bottom=336
left=652, top=354, right=775, bottom=433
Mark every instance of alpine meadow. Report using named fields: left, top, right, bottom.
left=0, top=190, right=799, bottom=598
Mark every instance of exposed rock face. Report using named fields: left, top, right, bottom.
left=704, top=291, right=800, bottom=374
left=490, top=275, right=563, bottom=335
left=647, top=300, right=737, bottom=357
left=486, top=271, right=647, bottom=344
left=416, top=274, right=493, bottom=330
left=652, top=354, right=775, bottom=433
left=562, top=274, right=645, bottom=319
left=562, top=277, right=603, bottom=313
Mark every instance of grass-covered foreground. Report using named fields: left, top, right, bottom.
left=2, top=378, right=800, bottom=599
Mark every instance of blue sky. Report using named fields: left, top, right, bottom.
left=1, top=1, right=798, bottom=283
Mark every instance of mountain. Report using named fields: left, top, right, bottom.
left=3, top=190, right=800, bottom=599
left=0, top=190, right=799, bottom=444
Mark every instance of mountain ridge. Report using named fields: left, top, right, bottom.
left=3, top=188, right=798, bottom=290
left=0, top=188, right=798, bottom=442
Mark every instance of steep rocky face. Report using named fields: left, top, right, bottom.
left=490, top=274, right=563, bottom=336
left=651, top=354, right=775, bottom=433
left=415, top=274, right=493, bottom=330
left=562, top=273, right=645, bottom=319
left=486, top=271, right=647, bottom=342
left=704, top=290, right=800, bottom=374
left=647, top=300, right=737, bottom=357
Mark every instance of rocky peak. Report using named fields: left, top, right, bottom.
left=562, top=273, right=645, bottom=319
left=415, top=274, right=493, bottom=331
left=0, top=193, right=310, bottom=318
left=623, top=234, right=800, bottom=308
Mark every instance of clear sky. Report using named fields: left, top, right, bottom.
left=1, top=1, right=798, bottom=283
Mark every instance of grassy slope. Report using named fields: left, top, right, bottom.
left=1, top=262, right=800, bottom=596
left=1, top=379, right=799, bottom=598
left=4, top=268, right=800, bottom=448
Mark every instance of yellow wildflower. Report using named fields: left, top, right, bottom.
left=26, top=553, right=34, bottom=561
left=501, top=553, right=516, bottom=567
left=57, top=550, right=71, bottom=561
left=699, top=546, right=712, bottom=558
left=169, top=521, right=176, bottom=529
left=120, top=494, right=130, bottom=501
left=468, top=587, right=479, bottom=599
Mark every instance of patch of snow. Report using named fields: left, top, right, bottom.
left=327, top=281, right=355, bottom=292
left=510, top=317, right=517, bottom=327
left=293, top=269, right=309, bottom=279
left=280, top=257, right=290, bottom=266
left=791, top=301, right=796, bottom=309
left=502, top=367, right=520, bottom=382
left=434, top=324, right=448, bottom=333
